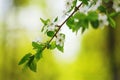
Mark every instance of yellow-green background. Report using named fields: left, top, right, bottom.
left=0, top=0, right=120, bottom=80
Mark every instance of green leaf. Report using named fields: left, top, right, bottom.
left=109, top=12, right=120, bottom=17
left=32, top=42, right=43, bottom=49
left=35, top=50, right=43, bottom=61
left=74, top=12, right=88, bottom=29
left=87, top=11, right=98, bottom=21
left=40, top=18, right=50, bottom=25
left=90, top=20, right=99, bottom=29
left=48, top=41, right=56, bottom=50
left=68, top=0, right=77, bottom=12
left=40, top=18, right=50, bottom=32
left=103, top=0, right=109, bottom=3
left=27, top=55, right=37, bottom=72
left=98, top=6, right=106, bottom=13
left=79, top=0, right=88, bottom=5
left=108, top=17, right=116, bottom=28
left=54, top=16, right=58, bottom=22
left=66, top=16, right=75, bottom=32
left=47, top=31, right=55, bottom=37
left=18, top=53, right=32, bottom=65
left=57, top=45, right=64, bottom=52
left=81, top=27, right=86, bottom=34
left=74, top=12, right=86, bottom=20
left=66, top=12, right=88, bottom=33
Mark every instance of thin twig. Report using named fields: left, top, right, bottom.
left=42, top=2, right=82, bottom=51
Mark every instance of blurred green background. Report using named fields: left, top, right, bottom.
left=0, top=0, right=120, bottom=80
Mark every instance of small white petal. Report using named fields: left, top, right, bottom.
left=113, top=0, right=120, bottom=12
left=98, top=14, right=109, bottom=28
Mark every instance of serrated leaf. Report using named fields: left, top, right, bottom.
left=47, top=31, right=55, bottom=37
left=18, top=53, right=32, bottom=65
left=57, top=45, right=64, bottom=52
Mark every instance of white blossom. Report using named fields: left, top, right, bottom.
left=33, top=37, right=41, bottom=42
left=98, top=13, right=109, bottom=28
left=79, top=0, right=102, bottom=14
left=47, top=22, right=58, bottom=32
left=56, top=33, right=65, bottom=47
left=89, top=0, right=102, bottom=11
left=113, top=0, right=120, bottom=12
left=65, top=0, right=74, bottom=11
left=79, top=5, right=90, bottom=14
left=63, top=0, right=74, bottom=16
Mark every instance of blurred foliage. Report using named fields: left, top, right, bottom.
left=13, top=0, right=29, bottom=7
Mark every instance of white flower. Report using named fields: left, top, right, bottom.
left=56, top=33, right=65, bottom=47
left=98, top=13, right=109, bottom=28
left=79, top=0, right=102, bottom=14
left=89, top=0, right=102, bottom=11
left=33, top=37, right=41, bottom=42
left=113, top=0, right=120, bottom=12
left=65, top=0, right=74, bottom=11
left=47, top=23, right=56, bottom=32
left=79, top=5, right=90, bottom=14
left=63, top=0, right=74, bottom=16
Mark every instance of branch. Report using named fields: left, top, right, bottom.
left=42, top=3, right=82, bottom=51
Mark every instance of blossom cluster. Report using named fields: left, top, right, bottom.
left=64, top=0, right=120, bottom=28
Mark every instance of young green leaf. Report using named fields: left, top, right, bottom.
left=90, top=20, right=99, bottom=29
left=47, top=31, right=55, bottom=37
left=57, top=45, right=64, bottom=52
left=32, top=42, right=44, bottom=49
left=48, top=41, right=56, bottom=50
left=98, top=6, right=106, bottom=13
left=109, top=12, right=120, bottom=17
left=66, top=16, right=75, bottom=32
left=54, top=16, right=58, bottom=22
left=27, top=55, right=37, bottom=72
left=18, top=53, right=32, bottom=65
left=40, top=18, right=50, bottom=32
left=87, top=11, right=98, bottom=21
left=74, top=12, right=88, bottom=30
left=67, top=12, right=88, bottom=33
left=35, top=50, right=43, bottom=61
left=40, top=18, right=50, bottom=25
left=68, top=0, right=77, bottom=12
left=108, top=17, right=116, bottom=28
left=79, top=0, right=88, bottom=5
left=81, top=27, right=86, bottom=34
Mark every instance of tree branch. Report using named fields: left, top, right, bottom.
left=42, top=2, right=82, bottom=51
